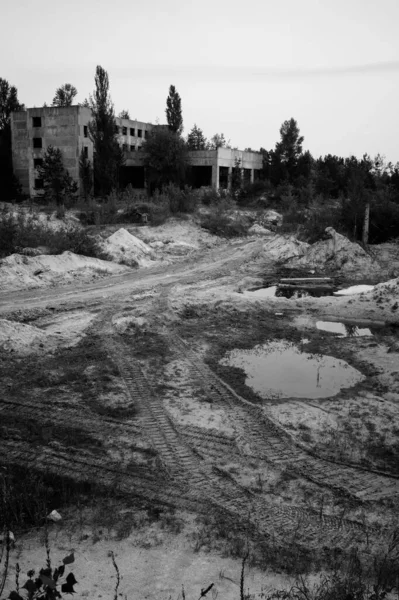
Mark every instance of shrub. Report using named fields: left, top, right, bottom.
left=200, top=200, right=250, bottom=238
left=0, top=208, right=100, bottom=258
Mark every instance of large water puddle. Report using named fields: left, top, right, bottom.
left=219, top=340, right=365, bottom=399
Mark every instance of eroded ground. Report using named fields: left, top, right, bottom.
left=1, top=224, right=399, bottom=599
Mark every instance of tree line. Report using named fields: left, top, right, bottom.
left=1, top=68, right=399, bottom=243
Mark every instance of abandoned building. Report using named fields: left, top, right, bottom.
left=10, top=105, right=262, bottom=197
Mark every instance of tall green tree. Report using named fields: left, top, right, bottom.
left=143, top=126, right=188, bottom=192
left=52, top=83, right=78, bottom=107
left=37, top=145, right=78, bottom=205
left=186, top=124, right=208, bottom=150
left=166, top=85, right=183, bottom=135
left=0, top=77, right=24, bottom=200
left=274, top=118, right=304, bottom=182
left=118, top=109, right=130, bottom=119
left=88, top=66, right=125, bottom=196
left=79, top=147, right=93, bottom=201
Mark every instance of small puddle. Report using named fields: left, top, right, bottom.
left=316, top=321, right=373, bottom=337
left=244, top=285, right=277, bottom=298
left=219, top=340, right=365, bottom=399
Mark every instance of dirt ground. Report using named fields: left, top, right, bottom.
left=1, top=214, right=399, bottom=598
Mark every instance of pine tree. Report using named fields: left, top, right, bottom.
left=88, top=66, right=125, bottom=196
left=37, top=146, right=78, bottom=205
left=187, top=124, right=208, bottom=150
left=166, top=85, right=183, bottom=135
left=52, top=83, right=78, bottom=107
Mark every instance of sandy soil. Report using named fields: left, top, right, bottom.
left=1, top=213, right=399, bottom=596
left=2, top=519, right=294, bottom=600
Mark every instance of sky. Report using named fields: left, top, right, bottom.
left=2, top=0, right=399, bottom=163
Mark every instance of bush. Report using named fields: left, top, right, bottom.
left=0, top=208, right=100, bottom=258
left=235, top=180, right=273, bottom=207
left=200, top=200, right=251, bottom=238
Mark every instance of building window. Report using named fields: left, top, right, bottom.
left=34, top=178, right=44, bottom=189
left=144, top=130, right=149, bottom=139
left=137, top=145, right=142, bottom=151
left=122, top=126, right=127, bottom=135
left=122, top=143, right=128, bottom=151
left=115, top=125, right=120, bottom=134
left=83, top=125, right=88, bottom=138
left=34, top=158, right=43, bottom=168
left=33, top=138, right=42, bottom=148
left=83, top=146, right=88, bottom=158
left=32, top=117, right=42, bottom=128
left=130, top=128, right=135, bottom=136
left=137, top=129, right=142, bottom=138
left=130, top=145, right=135, bottom=151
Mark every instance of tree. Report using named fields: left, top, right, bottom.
left=166, top=85, right=183, bottom=135
left=37, top=145, right=78, bottom=205
left=274, top=118, right=304, bottom=183
left=118, top=109, right=130, bottom=119
left=0, top=77, right=24, bottom=200
left=52, top=83, right=78, bottom=107
left=79, top=147, right=93, bottom=201
left=209, top=133, right=229, bottom=149
left=187, top=124, right=208, bottom=150
left=88, top=65, right=125, bottom=196
left=143, top=126, right=188, bottom=192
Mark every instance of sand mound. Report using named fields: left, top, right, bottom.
left=262, top=235, right=309, bottom=261
left=0, top=319, right=49, bottom=354
left=285, top=228, right=380, bottom=275
left=0, top=252, right=129, bottom=292
left=100, top=228, right=155, bottom=267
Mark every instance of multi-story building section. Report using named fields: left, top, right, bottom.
left=10, top=106, right=153, bottom=197
left=11, top=106, right=262, bottom=197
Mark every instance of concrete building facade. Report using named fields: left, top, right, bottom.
left=188, top=148, right=262, bottom=190
left=10, top=105, right=153, bottom=197
left=10, top=106, right=262, bottom=197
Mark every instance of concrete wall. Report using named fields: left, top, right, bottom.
left=11, top=105, right=93, bottom=197
left=187, top=148, right=263, bottom=189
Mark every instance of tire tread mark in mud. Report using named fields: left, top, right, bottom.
left=169, top=334, right=399, bottom=502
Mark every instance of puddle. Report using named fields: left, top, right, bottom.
left=334, top=284, right=374, bottom=296
left=219, top=340, right=365, bottom=399
left=316, top=321, right=373, bottom=337
left=244, top=285, right=277, bottom=298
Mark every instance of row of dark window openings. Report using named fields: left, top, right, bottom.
left=32, top=120, right=147, bottom=140
left=33, top=138, right=139, bottom=155
left=117, top=126, right=148, bottom=138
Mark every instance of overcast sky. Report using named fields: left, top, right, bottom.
left=2, top=0, right=399, bottom=163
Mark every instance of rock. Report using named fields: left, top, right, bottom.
left=149, top=241, right=164, bottom=249
left=258, top=210, right=283, bottom=231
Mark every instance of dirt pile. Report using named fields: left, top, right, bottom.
left=0, top=252, right=129, bottom=292
left=262, top=235, right=309, bottom=261
left=285, top=227, right=380, bottom=275
left=0, top=318, right=48, bottom=354
left=100, top=228, right=155, bottom=267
